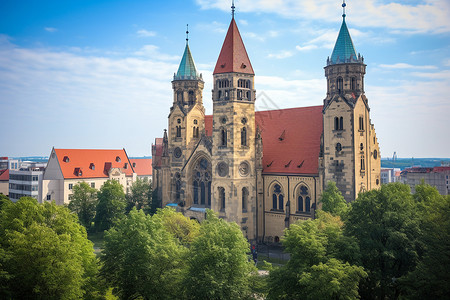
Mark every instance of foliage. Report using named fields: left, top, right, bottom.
left=0, top=197, right=100, bottom=299
left=0, top=194, right=10, bottom=210
left=319, top=181, right=348, bottom=217
left=95, top=180, right=126, bottom=231
left=267, top=211, right=364, bottom=300
left=68, top=181, right=98, bottom=230
left=184, top=210, right=256, bottom=300
left=152, top=207, right=200, bottom=245
left=101, top=208, right=187, bottom=299
left=345, top=183, right=420, bottom=299
left=125, top=177, right=152, bottom=213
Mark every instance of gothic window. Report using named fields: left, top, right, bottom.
left=361, top=156, right=365, bottom=171
left=177, top=91, right=183, bottom=103
left=175, top=174, right=181, bottom=202
left=225, top=90, right=229, bottom=99
left=192, top=158, right=212, bottom=207
left=188, top=91, right=195, bottom=105
left=218, top=90, right=222, bottom=99
left=374, top=150, right=378, bottom=160
left=360, top=143, right=364, bottom=151
left=334, top=117, right=339, bottom=130
left=176, top=126, right=181, bottom=137
left=246, top=91, right=250, bottom=100
left=272, top=184, right=284, bottom=211
left=246, top=80, right=250, bottom=89
left=237, top=89, right=242, bottom=100
left=336, top=77, right=343, bottom=93
left=193, top=126, right=199, bottom=138
left=359, top=116, right=364, bottom=131
left=216, top=80, right=220, bottom=88
left=219, top=187, right=225, bottom=211
left=339, top=117, right=344, bottom=130
left=241, top=127, right=247, bottom=146
left=242, top=187, right=248, bottom=212
left=336, top=143, right=342, bottom=152
left=351, top=77, right=356, bottom=90
left=221, top=128, right=227, bottom=147
left=297, top=185, right=311, bottom=213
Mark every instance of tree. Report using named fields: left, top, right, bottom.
left=95, top=180, right=126, bottom=231
left=0, top=197, right=99, bottom=299
left=184, top=210, right=256, bottom=299
left=345, top=183, right=421, bottom=300
left=101, top=208, right=186, bottom=299
left=152, top=207, right=200, bottom=245
left=319, top=181, right=348, bottom=217
left=267, top=211, right=364, bottom=300
left=68, top=182, right=97, bottom=229
left=125, top=177, right=152, bottom=213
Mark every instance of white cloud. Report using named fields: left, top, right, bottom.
left=244, top=32, right=265, bottom=42
left=295, top=44, right=318, bottom=51
left=239, top=19, right=248, bottom=26
left=267, top=50, right=294, bottom=59
left=379, top=63, right=438, bottom=70
left=134, top=45, right=180, bottom=61
left=137, top=29, right=156, bottom=37
left=196, top=21, right=227, bottom=33
left=44, top=27, right=58, bottom=33
left=196, top=0, right=450, bottom=34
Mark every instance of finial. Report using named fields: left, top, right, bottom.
left=231, top=0, right=235, bottom=19
left=186, top=24, right=189, bottom=45
left=342, top=0, right=346, bottom=18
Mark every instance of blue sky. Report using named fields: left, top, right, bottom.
left=1, top=0, right=449, bottom=158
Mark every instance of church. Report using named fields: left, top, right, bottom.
left=152, top=3, right=381, bottom=242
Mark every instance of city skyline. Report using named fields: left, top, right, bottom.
left=1, top=0, right=449, bottom=158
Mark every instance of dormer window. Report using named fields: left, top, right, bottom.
left=124, top=163, right=128, bottom=169
left=63, top=156, right=69, bottom=163
left=74, top=168, right=82, bottom=176
left=132, top=162, right=136, bottom=168
left=90, top=163, right=95, bottom=170
left=116, top=156, right=121, bottom=162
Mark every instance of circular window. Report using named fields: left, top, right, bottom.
left=217, top=162, right=229, bottom=177
left=239, top=161, right=250, bottom=176
left=241, top=118, right=247, bottom=125
left=360, top=143, right=364, bottom=151
left=221, top=116, right=227, bottom=124
left=374, top=150, right=378, bottom=160
left=173, top=147, right=182, bottom=158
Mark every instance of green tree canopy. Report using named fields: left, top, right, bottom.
left=319, top=181, right=348, bottom=217
left=95, top=180, right=126, bottom=231
left=68, top=181, right=98, bottom=229
left=268, top=211, right=364, bottom=300
left=125, top=177, right=152, bottom=213
left=184, top=210, right=256, bottom=300
left=152, top=207, right=200, bottom=245
left=100, top=208, right=187, bottom=299
left=0, top=197, right=99, bottom=299
left=345, top=183, right=420, bottom=299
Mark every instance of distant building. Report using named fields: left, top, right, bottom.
left=380, top=168, right=401, bottom=184
left=0, top=169, right=9, bottom=196
left=130, top=158, right=152, bottom=181
left=400, top=166, right=450, bottom=195
left=0, top=157, right=8, bottom=170
left=9, top=163, right=45, bottom=202
left=42, top=148, right=136, bottom=205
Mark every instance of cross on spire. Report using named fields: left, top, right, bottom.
left=342, top=0, right=346, bottom=18
left=231, top=0, right=235, bottom=19
left=186, top=24, right=189, bottom=45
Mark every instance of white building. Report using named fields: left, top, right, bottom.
left=9, top=163, right=45, bottom=202
left=380, top=168, right=401, bottom=184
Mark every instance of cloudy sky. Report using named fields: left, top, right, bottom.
left=1, top=0, right=449, bottom=158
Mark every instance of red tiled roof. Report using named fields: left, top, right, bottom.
left=0, top=169, right=8, bottom=181
left=213, top=18, right=254, bottom=75
left=130, top=158, right=152, bottom=176
left=54, top=149, right=134, bottom=179
left=433, top=166, right=450, bottom=173
left=203, top=105, right=323, bottom=175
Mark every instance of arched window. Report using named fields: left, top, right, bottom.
left=175, top=176, right=181, bottom=202
left=360, top=143, right=364, bottom=151
left=351, top=77, right=356, bottom=90
left=305, top=197, right=311, bottom=212
left=188, top=91, right=195, bottom=105
left=192, top=158, right=212, bottom=207
left=241, top=127, right=247, bottom=146
left=336, top=143, right=342, bottom=152
left=334, top=117, right=339, bottom=130
left=176, top=126, right=181, bottom=137
left=242, top=187, right=248, bottom=211
left=221, top=129, right=227, bottom=147
left=237, top=89, right=242, bottom=100
left=218, top=90, right=222, bottom=99
left=219, top=187, right=225, bottom=210
left=359, top=116, right=364, bottom=131
left=339, top=117, right=344, bottom=130
left=272, top=184, right=284, bottom=211
left=336, top=77, right=343, bottom=92
left=177, top=91, right=183, bottom=103
left=361, top=156, right=365, bottom=171
left=298, top=196, right=304, bottom=212
left=246, top=91, right=251, bottom=100
left=374, top=150, right=378, bottom=160
left=297, top=185, right=311, bottom=213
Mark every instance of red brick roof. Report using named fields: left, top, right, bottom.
left=130, top=158, right=152, bottom=176
left=433, top=166, right=450, bottom=173
left=203, top=105, right=323, bottom=175
left=213, top=18, right=254, bottom=75
left=54, top=149, right=134, bottom=179
left=0, top=169, right=8, bottom=181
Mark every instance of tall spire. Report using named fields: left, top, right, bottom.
left=231, top=0, right=235, bottom=19
left=329, top=0, right=360, bottom=65
left=174, top=26, right=201, bottom=80
left=213, top=17, right=254, bottom=75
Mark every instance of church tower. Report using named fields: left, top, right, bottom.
left=167, top=28, right=205, bottom=204
left=322, top=1, right=381, bottom=202
left=211, top=4, right=257, bottom=240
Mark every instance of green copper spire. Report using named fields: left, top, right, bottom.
left=329, top=1, right=361, bottom=65
left=174, top=26, right=201, bottom=81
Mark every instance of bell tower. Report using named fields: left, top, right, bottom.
left=322, top=1, right=381, bottom=202
left=167, top=27, right=205, bottom=204
left=211, top=4, right=257, bottom=240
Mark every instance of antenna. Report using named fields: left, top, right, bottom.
left=342, top=0, right=346, bottom=18
left=231, top=0, right=235, bottom=19
left=186, top=24, right=189, bottom=45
